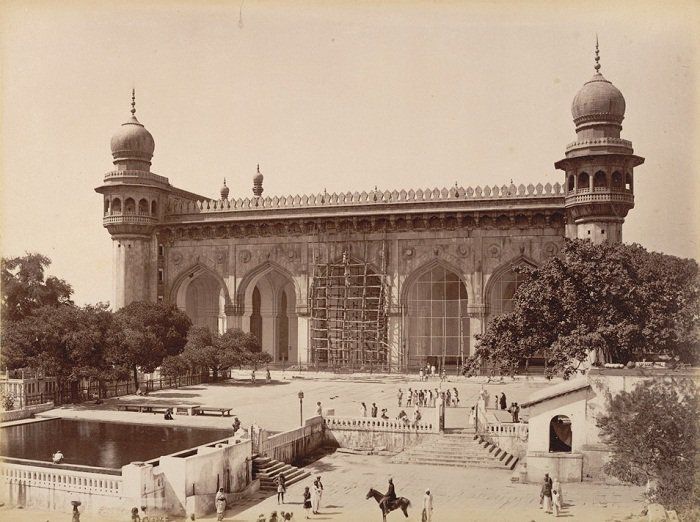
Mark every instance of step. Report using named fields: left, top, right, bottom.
left=259, top=467, right=306, bottom=483
left=260, top=470, right=311, bottom=491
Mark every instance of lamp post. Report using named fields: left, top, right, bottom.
left=298, top=391, right=304, bottom=426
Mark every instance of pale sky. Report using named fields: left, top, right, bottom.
left=1, top=1, right=698, bottom=306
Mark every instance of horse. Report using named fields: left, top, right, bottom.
left=365, top=488, right=410, bottom=521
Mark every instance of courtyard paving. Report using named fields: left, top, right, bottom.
left=1, top=372, right=647, bottom=521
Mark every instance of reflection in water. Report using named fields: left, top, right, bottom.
left=0, top=419, right=231, bottom=468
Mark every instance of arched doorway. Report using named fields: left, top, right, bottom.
left=549, top=415, right=572, bottom=452
left=404, top=264, right=469, bottom=370
left=173, top=268, right=228, bottom=333
left=242, top=265, right=298, bottom=363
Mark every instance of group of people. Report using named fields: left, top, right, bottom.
left=540, top=473, right=564, bottom=516
left=250, top=368, right=273, bottom=384
left=396, top=406, right=422, bottom=425
left=417, top=364, right=447, bottom=382
left=399, top=387, right=460, bottom=408
left=359, top=402, right=390, bottom=420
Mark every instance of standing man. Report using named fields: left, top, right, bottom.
left=316, top=401, right=323, bottom=417
left=397, top=388, right=403, bottom=407
left=371, top=403, right=378, bottom=418
left=406, top=388, right=413, bottom=407
left=312, top=476, right=324, bottom=514
left=215, top=488, right=227, bottom=521
left=360, top=402, right=368, bottom=417
left=422, top=489, right=434, bottom=522
left=500, top=392, right=507, bottom=410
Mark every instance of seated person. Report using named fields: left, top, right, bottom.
left=380, top=409, right=389, bottom=420
left=52, top=450, right=64, bottom=464
left=164, top=409, right=174, bottom=420
left=232, top=417, right=241, bottom=433
left=396, top=410, right=409, bottom=423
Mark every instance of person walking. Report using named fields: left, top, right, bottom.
left=312, top=476, right=323, bottom=514
left=552, top=481, right=562, bottom=516
left=419, top=368, right=424, bottom=382
left=500, top=392, right=507, bottom=410
left=513, top=402, right=520, bottom=423
left=266, top=368, right=272, bottom=384
left=371, top=403, right=378, bottom=418
left=406, top=388, right=413, bottom=407
left=422, top=488, right=434, bottom=522
left=552, top=478, right=563, bottom=506
left=480, top=385, right=490, bottom=409
left=276, top=473, right=287, bottom=504
left=540, top=474, right=553, bottom=513
left=360, top=402, right=367, bottom=417
left=397, top=388, right=403, bottom=407
left=303, top=486, right=312, bottom=518
left=215, top=487, right=227, bottom=521
left=251, top=369, right=256, bottom=384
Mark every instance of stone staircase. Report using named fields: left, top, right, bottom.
left=391, top=430, right=519, bottom=470
left=252, top=455, right=311, bottom=492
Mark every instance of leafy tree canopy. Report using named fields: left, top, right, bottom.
left=469, top=240, right=699, bottom=378
left=1, top=303, right=116, bottom=383
left=596, top=378, right=699, bottom=513
left=1, top=253, right=73, bottom=322
left=179, top=327, right=266, bottom=380
left=108, top=301, right=192, bottom=386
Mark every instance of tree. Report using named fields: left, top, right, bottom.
left=596, top=379, right=699, bottom=514
left=1, top=253, right=73, bottom=322
left=469, top=240, right=700, bottom=378
left=0, top=303, right=116, bottom=398
left=179, top=327, right=263, bottom=380
left=108, top=301, right=192, bottom=388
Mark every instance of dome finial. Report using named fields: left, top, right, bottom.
left=594, top=34, right=601, bottom=73
left=131, top=88, right=136, bottom=116
left=220, top=178, right=230, bottom=200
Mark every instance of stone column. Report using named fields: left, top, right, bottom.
left=296, top=307, right=310, bottom=365
left=467, top=304, right=487, bottom=358
left=387, top=310, right=401, bottom=371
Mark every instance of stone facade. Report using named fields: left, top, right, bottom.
left=96, top=50, right=643, bottom=371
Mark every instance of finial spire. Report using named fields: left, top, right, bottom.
left=257, top=163, right=260, bottom=174
left=594, top=34, right=601, bottom=73
left=131, top=88, right=136, bottom=116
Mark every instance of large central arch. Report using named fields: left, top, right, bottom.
left=402, top=259, right=470, bottom=370
left=237, top=262, right=299, bottom=363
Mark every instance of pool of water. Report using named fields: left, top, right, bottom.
left=0, top=418, right=232, bottom=469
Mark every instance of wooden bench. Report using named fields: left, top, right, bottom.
left=117, top=404, right=170, bottom=414
left=195, top=407, right=232, bottom=417
left=117, top=404, right=143, bottom=412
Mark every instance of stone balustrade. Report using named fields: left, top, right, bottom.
left=565, top=192, right=634, bottom=205
left=104, top=170, right=170, bottom=185
left=0, top=460, right=122, bottom=496
left=102, top=213, right=157, bottom=225
left=167, top=182, right=564, bottom=215
left=324, top=415, right=435, bottom=433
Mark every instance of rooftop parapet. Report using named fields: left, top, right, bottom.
left=167, top=181, right=563, bottom=216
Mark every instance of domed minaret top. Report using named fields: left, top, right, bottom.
left=220, top=178, right=230, bottom=200
left=110, top=89, right=155, bottom=170
left=570, top=38, right=626, bottom=137
left=253, top=164, right=264, bottom=197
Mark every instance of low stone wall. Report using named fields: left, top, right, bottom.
left=526, top=451, right=583, bottom=483
left=258, top=416, right=325, bottom=465
left=0, top=402, right=54, bottom=423
left=323, top=416, right=438, bottom=452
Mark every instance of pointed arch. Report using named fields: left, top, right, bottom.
left=169, top=263, right=232, bottom=307
left=401, top=258, right=473, bottom=305
left=484, top=255, right=538, bottom=317
left=236, top=260, right=301, bottom=314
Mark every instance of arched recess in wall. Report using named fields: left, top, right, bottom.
left=170, top=264, right=232, bottom=334
left=112, top=197, right=122, bottom=213
left=401, top=259, right=470, bottom=370
left=549, top=415, right=572, bottom=452
left=237, top=261, right=299, bottom=363
left=124, top=198, right=135, bottom=213
left=484, top=256, right=538, bottom=319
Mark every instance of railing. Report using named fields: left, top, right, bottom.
left=565, top=137, right=633, bottom=151
left=167, top=182, right=564, bottom=215
left=0, top=460, right=123, bottom=496
left=103, top=213, right=157, bottom=225
left=260, top=417, right=324, bottom=455
left=565, top=192, right=634, bottom=205
left=324, top=415, right=435, bottom=433
left=8, top=374, right=207, bottom=408
left=104, top=169, right=170, bottom=185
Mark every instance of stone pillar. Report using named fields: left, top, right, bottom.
left=387, top=311, right=401, bottom=371
left=296, top=313, right=309, bottom=364
left=467, top=304, right=487, bottom=358
left=113, top=236, right=156, bottom=309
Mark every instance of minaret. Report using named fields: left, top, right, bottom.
left=555, top=39, right=644, bottom=243
left=95, top=91, right=165, bottom=309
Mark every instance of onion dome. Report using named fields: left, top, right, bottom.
left=110, top=90, right=155, bottom=164
left=571, top=39, right=625, bottom=128
left=220, top=178, right=230, bottom=200
left=253, top=164, right=264, bottom=197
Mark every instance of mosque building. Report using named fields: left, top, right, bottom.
left=96, top=44, right=643, bottom=371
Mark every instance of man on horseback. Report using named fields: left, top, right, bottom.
left=380, top=478, right=397, bottom=512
